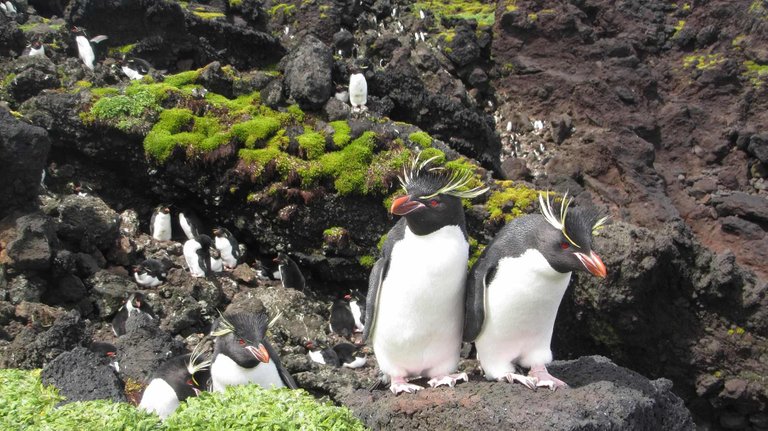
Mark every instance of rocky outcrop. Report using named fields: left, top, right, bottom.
left=341, top=356, right=694, bottom=431
left=0, top=109, right=50, bottom=217
left=41, top=346, right=126, bottom=404
left=283, top=34, right=333, bottom=110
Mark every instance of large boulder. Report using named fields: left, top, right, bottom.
left=6, top=212, right=58, bottom=271
left=341, top=356, right=694, bottom=430
left=0, top=109, right=51, bottom=217
left=57, top=195, right=120, bottom=252
left=283, top=34, right=333, bottom=110
left=41, top=346, right=126, bottom=404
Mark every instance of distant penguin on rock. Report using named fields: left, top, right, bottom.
left=25, top=40, right=45, bottom=57
left=183, top=235, right=213, bottom=278
left=150, top=205, right=172, bottom=241
left=464, top=192, right=608, bottom=390
left=363, top=155, right=487, bottom=394
left=133, top=259, right=167, bottom=288
left=112, top=292, right=157, bottom=337
left=348, top=63, right=368, bottom=112
left=213, top=227, right=240, bottom=269
left=329, top=292, right=364, bottom=338
left=210, top=312, right=297, bottom=391
left=139, top=344, right=212, bottom=419
left=178, top=210, right=203, bottom=241
left=71, top=26, right=107, bottom=71
left=273, top=252, right=305, bottom=291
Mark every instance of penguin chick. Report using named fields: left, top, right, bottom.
left=329, top=294, right=356, bottom=338
left=183, top=235, right=212, bottom=278
left=364, top=155, right=487, bottom=394
left=112, top=292, right=157, bottom=336
left=273, top=252, right=305, bottom=291
left=213, top=227, right=240, bottom=269
left=150, top=205, right=172, bottom=241
left=209, top=248, right=224, bottom=273
left=210, top=312, right=297, bottom=391
left=133, top=258, right=167, bottom=288
left=26, top=40, right=45, bottom=57
left=464, top=192, right=608, bottom=391
left=139, top=344, right=212, bottom=419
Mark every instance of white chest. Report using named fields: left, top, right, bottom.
left=183, top=240, right=205, bottom=277
left=349, top=74, right=367, bottom=106
left=350, top=300, right=364, bottom=332
left=215, top=236, right=237, bottom=266
left=75, top=36, right=95, bottom=70
left=210, top=354, right=284, bottom=392
left=152, top=213, right=172, bottom=241
left=134, top=272, right=161, bottom=287
left=179, top=214, right=195, bottom=240
left=139, top=378, right=179, bottom=419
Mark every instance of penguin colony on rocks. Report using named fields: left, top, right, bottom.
left=103, top=152, right=607, bottom=419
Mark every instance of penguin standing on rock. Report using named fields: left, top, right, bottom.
left=213, top=227, right=240, bottom=269
left=209, top=312, right=297, bottom=391
left=329, top=292, right=365, bottom=338
left=71, top=26, right=107, bottom=71
left=112, top=292, right=157, bottom=336
left=150, top=205, right=172, bottom=241
left=348, top=63, right=368, bottom=112
left=133, top=258, right=167, bottom=288
left=183, top=235, right=213, bottom=278
left=464, top=192, right=608, bottom=390
left=273, top=252, right=305, bottom=291
left=364, top=155, right=488, bottom=394
left=139, top=343, right=212, bottom=419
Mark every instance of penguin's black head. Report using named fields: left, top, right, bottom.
left=212, top=227, right=231, bottom=238
left=156, top=346, right=212, bottom=401
left=212, top=312, right=271, bottom=368
left=390, top=155, right=488, bottom=236
left=196, top=234, right=213, bottom=248
left=129, top=292, right=146, bottom=309
left=535, top=192, right=607, bottom=277
left=273, top=252, right=289, bottom=265
left=32, top=40, right=42, bottom=49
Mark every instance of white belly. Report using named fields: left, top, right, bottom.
left=152, top=213, right=172, bottom=241
left=215, top=237, right=237, bottom=267
left=475, top=249, right=571, bottom=379
left=210, top=257, right=223, bottom=273
left=179, top=214, right=195, bottom=240
left=210, top=354, right=285, bottom=391
left=76, top=36, right=95, bottom=70
left=349, top=74, right=367, bottom=107
left=134, top=272, right=161, bottom=287
left=372, top=225, right=467, bottom=378
left=350, top=301, right=364, bottom=332
left=139, top=378, right=179, bottom=419
left=183, top=240, right=205, bottom=277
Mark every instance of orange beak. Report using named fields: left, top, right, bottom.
left=245, top=343, right=270, bottom=363
left=390, top=195, right=424, bottom=215
left=575, top=251, right=607, bottom=278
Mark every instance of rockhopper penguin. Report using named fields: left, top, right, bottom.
left=112, top=292, right=157, bottom=337
left=348, top=63, right=368, bottom=112
left=364, top=155, right=488, bottom=394
left=139, top=343, right=212, bottom=419
left=183, top=235, right=213, bottom=278
left=71, top=26, right=107, bottom=71
left=133, top=258, right=167, bottom=288
left=329, top=292, right=365, bottom=338
left=463, top=192, right=608, bottom=390
left=150, top=205, right=172, bottom=241
left=213, top=227, right=241, bottom=269
left=210, top=312, right=297, bottom=391
left=273, top=252, right=305, bottom=291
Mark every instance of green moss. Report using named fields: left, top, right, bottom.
left=743, top=60, right=768, bottom=87
left=193, top=10, right=226, bottom=19
left=229, top=0, right=243, bottom=6
left=144, top=108, right=195, bottom=161
left=683, top=53, right=724, bottom=70
left=527, top=12, right=538, bottom=21
left=330, top=120, right=352, bottom=147
left=359, top=255, right=375, bottom=268
left=318, top=131, right=376, bottom=195
left=468, top=236, right=485, bottom=269
left=323, top=226, right=346, bottom=237
left=286, top=104, right=305, bottom=123
left=486, top=182, right=539, bottom=222
left=0, top=369, right=62, bottom=429
left=418, top=147, right=446, bottom=165
left=297, top=131, right=326, bottom=160
left=74, top=80, right=92, bottom=89
left=415, top=0, right=497, bottom=26
left=408, top=131, right=433, bottom=148
left=91, top=87, right=119, bottom=97
left=90, top=86, right=159, bottom=130
left=163, top=70, right=200, bottom=88
left=269, top=3, right=296, bottom=17
left=365, top=148, right=411, bottom=195
left=377, top=234, right=388, bottom=250
left=107, top=43, right=136, bottom=56
left=231, top=117, right=282, bottom=148
left=732, top=35, right=746, bottom=49
left=749, top=0, right=767, bottom=18
left=672, top=20, right=685, bottom=38
left=19, top=22, right=39, bottom=32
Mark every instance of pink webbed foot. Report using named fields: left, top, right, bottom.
left=529, top=364, right=568, bottom=391
left=390, top=376, right=423, bottom=394
left=498, top=372, right=537, bottom=390
left=428, top=372, right=468, bottom=388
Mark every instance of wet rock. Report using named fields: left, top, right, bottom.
left=283, top=34, right=333, bottom=110
left=6, top=213, right=57, bottom=271
left=341, top=356, right=693, bottom=430
left=57, top=194, right=120, bottom=252
left=711, top=192, right=768, bottom=224
left=115, top=312, right=184, bottom=382
left=41, top=346, right=126, bottom=404
left=0, top=109, right=50, bottom=217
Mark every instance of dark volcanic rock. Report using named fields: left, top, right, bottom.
left=6, top=213, right=58, bottom=271
left=1, top=309, right=91, bottom=368
left=283, top=34, right=333, bottom=110
left=341, top=356, right=693, bottom=430
left=711, top=192, right=768, bottom=224
left=41, top=346, right=126, bottom=404
left=0, top=13, right=24, bottom=56
left=0, top=109, right=50, bottom=217
left=57, top=194, right=120, bottom=252
left=87, top=270, right=134, bottom=319
left=115, top=312, right=184, bottom=382
left=6, top=56, right=60, bottom=105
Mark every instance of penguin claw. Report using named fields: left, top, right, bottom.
left=428, top=372, right=468, bottom=388
left=528, top=365, right=568, bottom=391
left=390, top=382, right=423, bottom=394
left=501, top=373, right=538, bottom=390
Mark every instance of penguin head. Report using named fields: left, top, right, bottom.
left=390, top=155, right=488, bottom=235
left=212, top=227, right=229, bottom=238
left=212, top=312, right=271, bottom=368
left=536, top=192, right=608, bottom=277
left=128, top=292, right=145, bottom=309
left=196, top=234, right=213, bottom=248
left=71, top=26, right=86, bottom=37
left=31, top=40, right=43, bottom=49
left=160, top=344, right=212, bottom=400
left=273, top=252, right=289, bottom=266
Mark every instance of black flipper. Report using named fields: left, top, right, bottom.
left=264, top=340, right=298, bottom=389
left=463, top=255, right=496, bottom=342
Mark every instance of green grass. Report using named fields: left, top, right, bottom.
left=0, top=369, right=366, bottom=430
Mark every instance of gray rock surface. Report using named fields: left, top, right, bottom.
left=57, top=195, right=120, bottom=252
left=340, top=356, right=694, bottom=431
left=283, top=34, right=333, bottom=110
left=0, top=109, right=50, bottom=217
left=41, top=346, right=126, bottom=404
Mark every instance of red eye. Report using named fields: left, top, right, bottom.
left=186, top=379, right=193, bottom=385
left=560, top=242, right=570, bottom=250
left=429, top=199, right=439, bottom=207
left=238, top=338, right=245, bottom=345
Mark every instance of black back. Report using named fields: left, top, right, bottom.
left=330, top=299, right=354, bottom=338
left=138, top=259, right=167, bottom=280
left=275, top=252, right=305, bottom=290
left=177, top=210, right=203, bottom=241
left=332, top=342, right=360, bottom=366
left=151, top=353, right=209, bottom=401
